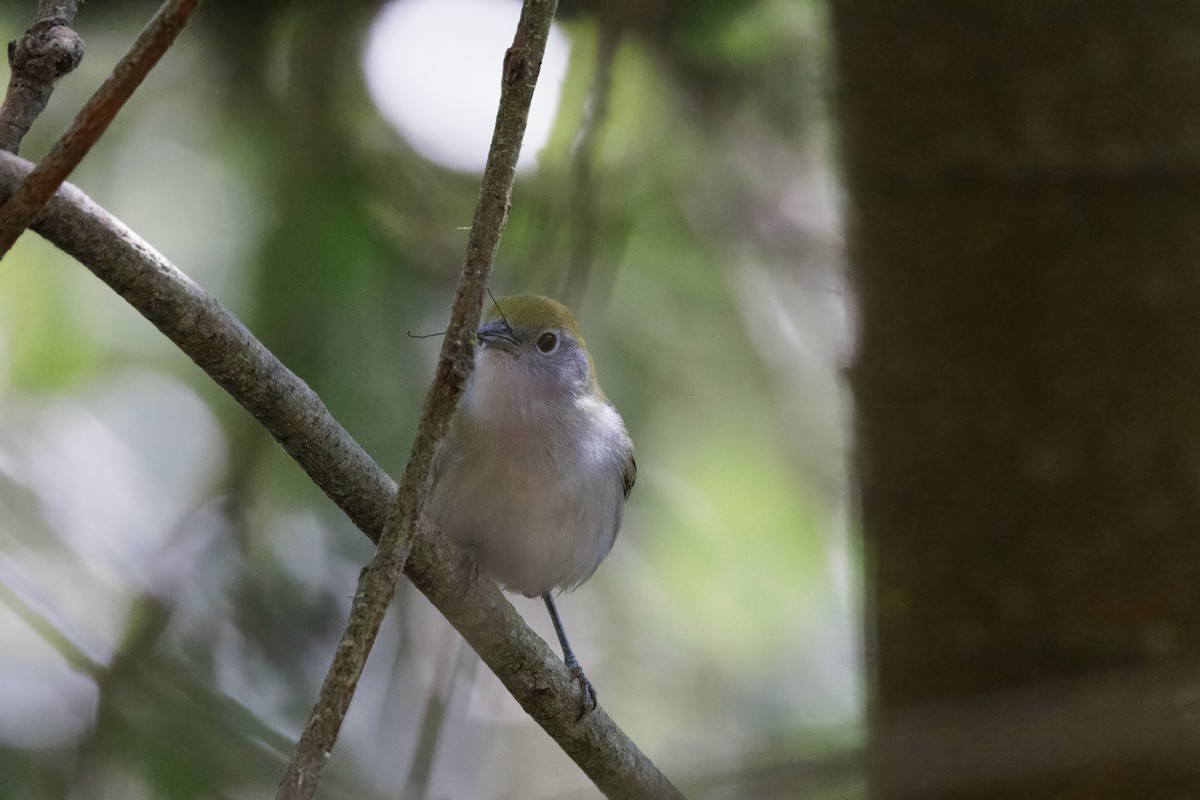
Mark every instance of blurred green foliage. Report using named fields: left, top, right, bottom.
left=0, top=1, right=857, bottom=797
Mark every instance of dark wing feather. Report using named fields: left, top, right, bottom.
left=622, top=453, right=637, bottom=500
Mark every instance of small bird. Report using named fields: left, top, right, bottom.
left=427, top=295, right=635, bottom=716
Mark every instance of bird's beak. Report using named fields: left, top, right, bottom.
left=476, top=320, right=518, bottom=353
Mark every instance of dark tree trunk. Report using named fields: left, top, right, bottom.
left=831, top=3, right=1200, bottom=797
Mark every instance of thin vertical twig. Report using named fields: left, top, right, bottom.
left=0, top=1, right=84, bottom=154
left=274, top=2, right=560, bottom=799
left=0, top=0, right=199, bottom=258
left=401, top=634, right=476, bottom=800
left=559, top=19, right=621, bottom=306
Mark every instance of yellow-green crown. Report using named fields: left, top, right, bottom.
left=485, top=295, right=585, bottom=342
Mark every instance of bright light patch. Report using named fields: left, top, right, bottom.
left=363, top=0, right=570, bottom=173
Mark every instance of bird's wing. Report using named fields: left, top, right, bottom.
left=621, top=452, right=637, bottom=500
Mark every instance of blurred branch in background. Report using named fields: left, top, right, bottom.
left=558, top=17, right=619, bottom=307
left=0, top=553, right=104, bottom=678
left=0, top=548, right=315, bottom=796
left=0, top=0, right=199, bottom=257
left=0, top=0, right=82, bottom=154
left=400, top=634, right=477, bottom=800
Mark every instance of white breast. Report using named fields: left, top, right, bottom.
left=427, top=356, right=630, bottom=597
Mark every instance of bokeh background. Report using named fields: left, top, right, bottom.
left=0, top=1, right=856, bottom=797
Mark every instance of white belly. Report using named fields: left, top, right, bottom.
left=428, top=421, right=624, bottom=597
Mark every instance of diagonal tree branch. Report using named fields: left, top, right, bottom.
left=0, top=0, right=199, bottom=258
left=277, top=1, right=562, bottom=797
left=0, top=1, right=84, bottom=155
left=0, top=160, right=684, bottom=800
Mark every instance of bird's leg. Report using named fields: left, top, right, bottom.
left=542, top=592, right=597, bottom=719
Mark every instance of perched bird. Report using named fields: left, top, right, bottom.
left=427, top=295, right=636, bottom=716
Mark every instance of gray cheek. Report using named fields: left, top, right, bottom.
left=567, top=348, right=591, bottom=387
left=522, top=345, right=589, bottom=394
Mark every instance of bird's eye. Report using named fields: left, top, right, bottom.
left=536, top=331, right=558, bottom=354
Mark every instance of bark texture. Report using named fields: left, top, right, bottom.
left=832, top=2, right=1200, bottom=797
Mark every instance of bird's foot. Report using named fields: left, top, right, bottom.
left=569, top=665, right=598, bottom=720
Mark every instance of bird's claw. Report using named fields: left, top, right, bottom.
left=569, top=665, right=598, bottom=720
